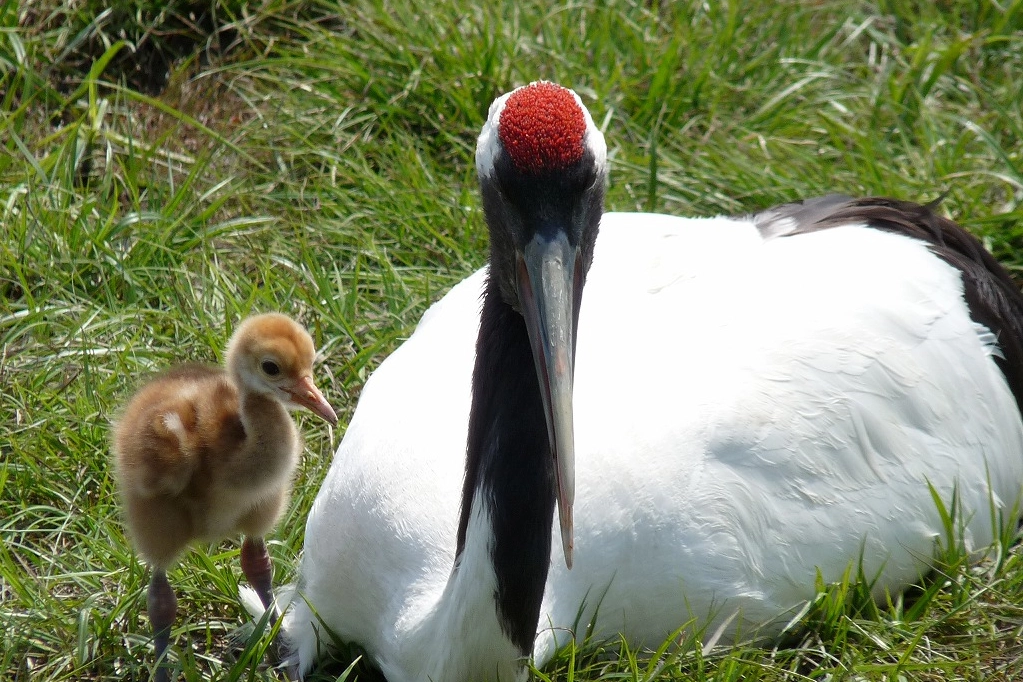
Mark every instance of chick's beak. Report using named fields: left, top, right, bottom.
left=286, top=375, right=339, bottom=427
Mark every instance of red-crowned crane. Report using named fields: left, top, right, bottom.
left=279, top=82, right=1023, bottom=682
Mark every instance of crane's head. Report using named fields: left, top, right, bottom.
left=475, top=82, right=608, bottom=568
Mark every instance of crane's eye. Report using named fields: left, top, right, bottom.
left=261, top=360, right=281, bottom=376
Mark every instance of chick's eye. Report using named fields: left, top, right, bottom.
left=261, top=360, right=280, bottom=376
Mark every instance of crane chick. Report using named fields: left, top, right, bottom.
left=111, top=313, right=338, bottom=681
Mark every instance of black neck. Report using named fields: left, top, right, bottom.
left=456, top=273, right=557, bottom=655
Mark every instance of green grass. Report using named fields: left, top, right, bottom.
left=3, top=0, right=1023, bottom=679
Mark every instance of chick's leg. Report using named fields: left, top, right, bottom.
left=240, top=536, right=275, bottom=611
left=147, top=568, right=177, bottom=682
left=241, top=535, right=290, bottom=666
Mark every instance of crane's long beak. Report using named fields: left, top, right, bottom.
left=287, top=376, right=339, bottom=427
left=516, top=230, right=580, bottom=570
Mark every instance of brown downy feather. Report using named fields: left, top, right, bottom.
left=111, top=314, right=338, bottom=569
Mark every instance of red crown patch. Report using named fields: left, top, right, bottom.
left=498, top=82, right=586, bottom=174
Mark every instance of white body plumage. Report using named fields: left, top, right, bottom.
left=284, top=212, right=1023, bottom=681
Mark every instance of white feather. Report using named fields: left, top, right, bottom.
left=284, top=212, right=1023, bottom=681
left=238, top=585, right=268, bottom=619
